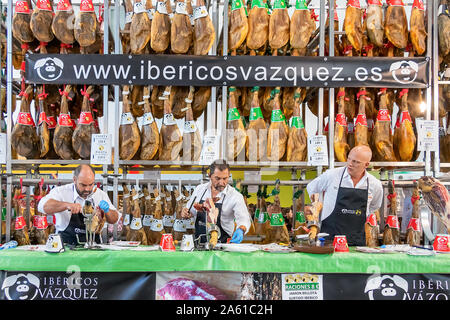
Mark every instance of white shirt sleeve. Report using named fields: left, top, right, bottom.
left=306, top=168, right=333, bottom=196
left=231, top=193, right=252, bottom=235
left=37, top=186, right=66, bottom=215
left=368, top=178, right=383, bottom=214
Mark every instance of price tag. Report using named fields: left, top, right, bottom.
left=200, top=134, right=220, bottom=165
left=307, top=135, right=328, bottom=166
left=416, top=119, right=438, bottom=152
left=0, top=133, right=6, bottom=164
left=134, top=1, right=146, bottom=13
left=163, top=113, right=176, bottom=125
left=183, top=120, right=197, bottom=133
left=90, top=134, right=112, bottom=165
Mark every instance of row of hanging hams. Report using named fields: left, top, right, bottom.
left=332, top=0, right=430, bottom=163
left=119, top=183, right=194, bottom=245
left=12, top=0, right=105, bottom=57
left=119, top=85, right=202, bottom=161
left=226, top=86, right=307, bottom=162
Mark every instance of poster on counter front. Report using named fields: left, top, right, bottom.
left=281, top=273, right=323, bottom=300
left=90, top=134, right=112, bottom=165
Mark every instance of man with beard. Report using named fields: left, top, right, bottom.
left=38, top=164, right=119, bottom=245
left=181, top=160, right=251, bottom=244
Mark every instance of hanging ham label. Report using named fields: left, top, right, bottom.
left=367, top=0, right=382, bottom=5
left=249, top=107, right=264, bottom=121
left=270, top=213, right=285, bottom=226
left=80, top=0, right=95, bottom=12
left=407, top=218, right=421, bottom=232
left=36, top=0, right=52, bottom=11
left=17, top=112, right=35, bottom=126
left=26, top=54, right=429, bottom=88
left=15, top=0, right=31, bottom=13
left=58, top=113, right=73, bottom=127
left=385, top=215, right=400, bottom=229
left=366, top=213, right=377, bottom=227
left=356, top=113, right=368, bottom=126
left=291, top=116, right=305, bottom=129
left=56, top=0, right=72, bottom=12
left=143, top=215, right=153, bottom=227
left=388, top=0, right=404, bottom=6
left=150, top=218, right=164, bottom=232
left=15, top=216, right=26, bottom=230
left=130, top=217, right=143, bottom=230
left=295, top=211, right=306, bottom=223
left=295, top=0, right=308, bottom=10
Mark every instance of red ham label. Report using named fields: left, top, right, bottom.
left=407, top=218, right=421, bottom=232
left=366, top=213, right=377, bottom=227
left=17, top=112, right=35, bottom=126
left=367, top=0, right=382, bottom=5
left=15, top=0, right=31, bottom=14
left=336, top=113, right=347, bottom=126
left=78, top=111, right=94, bottom=125
left=36, top=0, right=53, bottom=11
left=412, top=0, right=424, bottom=10
left=385, top=215, right=399, bottom=229
left=58, top=113, right=73, bottom=127
left=376, top=109, right=391, bottom=122
left=388, top=0, right=404, bottom=6
left=56, top=0, right=73, bottom=11
left=80, top=0, right=95, bottom=12
left=38, top=112, right=48, bottom=126
left=400, top=110, right=412, bottom=124
left=47, top=116, right=57, bottom=129
left=33, top=216, right=49, bottom=229
left=15, top=216, right=26, bottom=230
left=347, top=0, right=360, bottom=8
left=356, top=113, right=368, bottom=126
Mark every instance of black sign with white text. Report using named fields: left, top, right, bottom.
left=25, top=54, right=429, bottom=88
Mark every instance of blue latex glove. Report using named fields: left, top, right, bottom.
left=230, top=228, right=244, bottom=244
left=98, top=200, right=110, bottom=214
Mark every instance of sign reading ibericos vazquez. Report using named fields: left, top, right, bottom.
left=25, top=54, right=429, bottom=88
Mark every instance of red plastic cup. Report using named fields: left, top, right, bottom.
left=333, top=235, right=349, bottom=252
left=160, top=233, right=176, bottom=252
left=433, top=234, right=450, bottom=253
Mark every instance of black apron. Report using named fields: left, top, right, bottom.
left=194, top=189, right=230, bottom=244
left=60, top=212, right=100, bottom=245
left=321, top=168, right=369, bottom=246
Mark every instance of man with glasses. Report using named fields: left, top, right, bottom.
left=306, top=145, right=383, bottom=246
left=182, top=160, right=251, bottom=244
left=38, top=164, right=119, bottom=245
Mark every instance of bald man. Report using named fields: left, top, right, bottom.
left=306, top=146, right=383, bottom=246
left=38, top=165, right=119, bottom=245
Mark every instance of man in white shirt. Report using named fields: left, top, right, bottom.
left=306, top=145, right=383, bottom=246
left=38, top=164, right=119, bottom=245
left=181, top=160, right=251, bottom=244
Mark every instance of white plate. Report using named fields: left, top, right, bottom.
left=14, top=245, right=47, bottom=252
left=129, top=245, right=160, bottom=251
left=216, top=243, right=260, bottom=253
left=110, top=241, right=141, bottom=247
left=259, top=244, right=295, bottom=253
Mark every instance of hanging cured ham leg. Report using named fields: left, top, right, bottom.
left=385, top=0, right=408, bottom=49
left=228, top=0, right=248, bottom=54
left=54, top=85, right=77, bottom=159
left=119, top=86, right=141, bottom=160
left=12, top=86, right=40, bottom=159
left=383, top=181, right=400, bottom=245
left=366, top=0, right=384, bottom=47
left=246, top=0, right=269, bottom=54
left=393, top=89, right=416, bottom=161
left=171, top=0, right=193, bottom=54
left=159, top=86, right=183, bottom=161
left=344, top=0, right=363, bottom=52
left=406, top=182, right=422, bottom=246
left=246, top=86, right=267, bottom=162
left=193, top=0, right=215, bottom=55
left=410, top=0, right=427, bottom=55
left=151, top=0, right=171, bottom=53
left=334, top=88, right=350, bottom=162
left=287, top=88, right=307, bottom=161
left=74, top=0, right=98, bottom=53
left=52, top=0, right=75, bottom=47
left=267, top=88, right=288, bottom=161
left=140, top=86, right=160, bottom=160
left=130, top=0, right=152, bottom=54
left=354, top=89, right=369, bottom=147
left=371, top=89, right=397, bottom=162
left=226, top=87, right=247, bottom=160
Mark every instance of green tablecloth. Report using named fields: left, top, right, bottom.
left=0, top=247, right=449, bottom=274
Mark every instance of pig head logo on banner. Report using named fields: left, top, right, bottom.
left=34, top=57, right=64, bottom=82
left=1, top=273, right=40, bottom=300
left=364, top=275, right=408, bottom=300
left=390, top=60, right=419, bottom=85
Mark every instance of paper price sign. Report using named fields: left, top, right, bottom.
left=307, top=135, right=328, bottom=166
left=416, top=120, right=438, bottom=152
left=90, top=134, right=112, bottom=164
left=200, top=135, right=220, bottom=165
left=0, top=133, right=6, bottom=164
